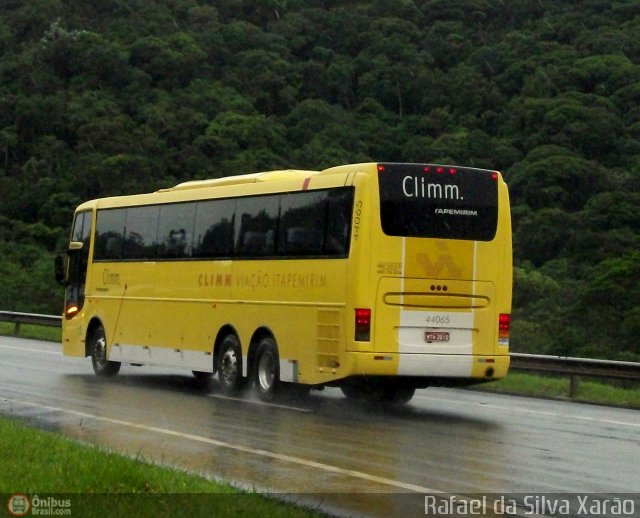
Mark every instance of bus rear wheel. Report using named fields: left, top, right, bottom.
left=253, top=337, right=280, bottom=402
left=217, top=334, right=245, bottom=396
left=384, top=386, right=416, bottom=405
left=90, top=325, right=121, bottom=377
left=192, top=371, right=213, bottom=383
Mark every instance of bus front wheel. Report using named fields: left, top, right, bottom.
left=253, top=337, right=280, bottom=402
left=90, top=325, right=121, bottom=377
left=217, top=335, right=245, bottom=396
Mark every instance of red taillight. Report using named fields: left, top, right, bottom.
left=448, top=167, right=457, bottom=175
left=492, top=172, right=499, bottom=180
left=498, top=313, right=510, bottom=344
left=377, top=164, right=385, bottom=172
left=499, top=313, right=511, bottom=331
left=355, top=308, right=371, bottom=341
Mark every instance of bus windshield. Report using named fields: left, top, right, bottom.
left=378, top=163, right=498, bottom=241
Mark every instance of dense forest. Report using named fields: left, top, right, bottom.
left=1, top=0, right=639, bottom=361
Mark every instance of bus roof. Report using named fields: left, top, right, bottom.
left=163, top=169, right=320, bottom=192
left=72, top=163, right=407, bottom=212
left=72, top=162, right=504, bottom=214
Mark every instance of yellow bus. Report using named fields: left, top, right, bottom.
left=56, top=162, right=512, bottom=404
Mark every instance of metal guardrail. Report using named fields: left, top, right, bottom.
left=0, top=310, right=62, bottom=335
left=510, top=352, right=640, bottom=380
left=510, top=352, right=640, bottom=397
left=1, top=311, right=638, bottom=397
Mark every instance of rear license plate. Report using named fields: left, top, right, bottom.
left=424, top=331, right=450, bottom=343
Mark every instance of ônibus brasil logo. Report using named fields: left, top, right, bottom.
left=7, top=494, right=30, bottom=516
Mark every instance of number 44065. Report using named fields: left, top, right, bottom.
left=424, top=315, right=450, bottom=325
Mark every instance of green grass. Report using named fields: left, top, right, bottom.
left=0, top=416, right=324, bottom=518
left=478, top=371, right=640, bottom=408
left=0, top=322, right=61, bottom=342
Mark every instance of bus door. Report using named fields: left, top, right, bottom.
left=57, top=211, right=93, bottom=319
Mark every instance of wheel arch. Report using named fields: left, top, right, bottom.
left=85, top=317, right=105, bottom=357
left=213, top=324, right=241, bottom=363
left=247, top=326, right=277, bottom=374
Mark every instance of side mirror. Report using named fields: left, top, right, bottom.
left=54, top=255, right=67, bottom=286
left=69, top=241, right=84, bottom=251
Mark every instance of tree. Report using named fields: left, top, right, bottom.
left=224, top=49, right=300, bottom=115
left=0, top=0, right=639, bottom=363
left=196, top=112, right=287, bottom=174
left=507, top=147, right=610, bottom=212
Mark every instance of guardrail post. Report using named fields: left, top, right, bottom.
left=14, top=322, right=21, bottom=336
left=569, top=375, right=580, bottom=398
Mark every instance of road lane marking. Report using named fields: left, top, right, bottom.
left=0, top=344, right=61, bottom=355
left=1, top=396, right=442, bottom=494
left=209, top=394, right=313, bottom=413
left=417, top=394, right=640, bottom=428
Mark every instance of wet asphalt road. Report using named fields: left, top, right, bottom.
left=1, top=336, right=639, bottom=517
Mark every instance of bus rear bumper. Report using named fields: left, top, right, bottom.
left=347, top=352, right=510, bottom=381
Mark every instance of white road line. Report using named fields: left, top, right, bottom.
left=0, top=344, right=61, bottom=355
left=1, top=396, right=442, bottom=494
left=417, top=394, right=640, bottom=428
left=209, top=394, right=312, bottom=413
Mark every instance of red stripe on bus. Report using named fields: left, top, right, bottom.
left=302, top=177, right=311, bottom=190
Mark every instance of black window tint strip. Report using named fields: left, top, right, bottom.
left=378, top=164, right=498, bottom=241
left=122, top=206, right=160, bottom=259
left=95, top=209, right=126, bottom=260
left=93, top=187, right=354, bottom=262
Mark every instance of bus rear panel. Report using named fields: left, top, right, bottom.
left=345, top=163, right=512, bottom=389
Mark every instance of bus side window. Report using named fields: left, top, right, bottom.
left=235, top=195, right=279, bottom=257
left=325, top=189, right=353, bottom=255
left=194, top=199, right=235, bottom=258
left=123, top=206, right=159, bottom=260
left=106, top=235, right=121, bottom=257
left=241, top=230, right=267, bottom=255
left=95, top=209, right=126, bottom=260
left=158, top=202, right=196, bottom=259
left=279, top=190, right=325, bottom=256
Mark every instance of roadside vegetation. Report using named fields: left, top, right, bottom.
left=0, top=322, right=61, bottom=342
left=479, top=371, right=640, bottom=409
left=0, top=416, right=324, bottom=518
left=2, top=3, right=638, bottom=511
left=0, top=1, right=639, bottom=362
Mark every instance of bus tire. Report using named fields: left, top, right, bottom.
left=217, top=334, right=244, bottom=396
left=340, top=383, right=365, bottom=400
left=384, top=386, right=416, bottom=405
left=253, top=337, right=280, bottom=402
left=192, top=371, right=213, bottom=382
left=90, top=325, right=121, bottom=377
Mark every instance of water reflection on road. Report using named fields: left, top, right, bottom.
left=2, top=337, right=640, bottom=517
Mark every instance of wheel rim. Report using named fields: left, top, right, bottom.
left=94, top=334, right=107, bottom=366
left=258, top=351, right=275, bottom=392
left=220, top=348, right=238, bottom=385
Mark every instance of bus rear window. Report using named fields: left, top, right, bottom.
left=378, top=163, right=498, bottom=241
